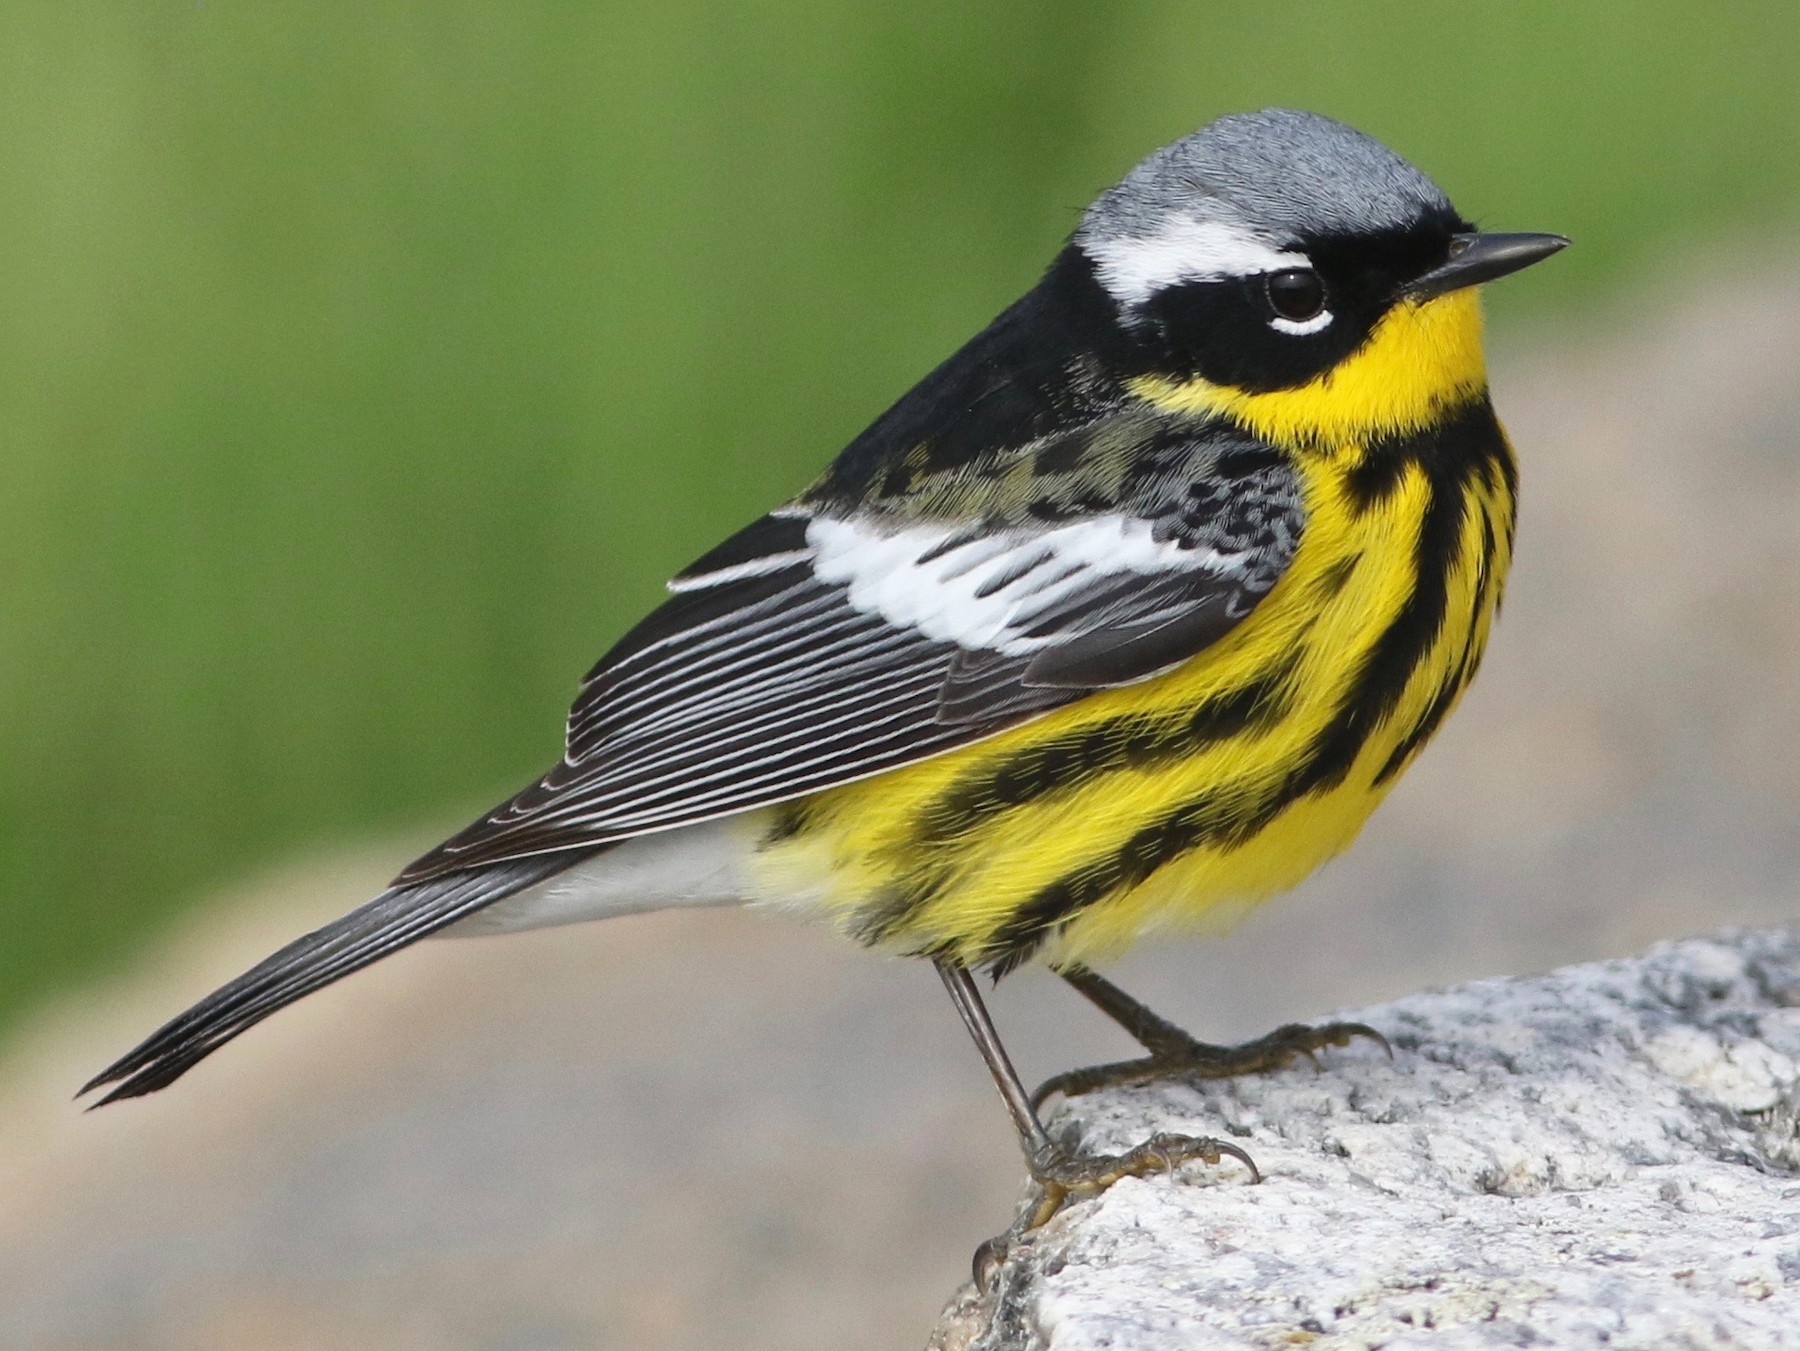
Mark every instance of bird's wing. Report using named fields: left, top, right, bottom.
left=398, top=424, right=1302, bottom=882
left=80, top=423, right=1300, bottom=1103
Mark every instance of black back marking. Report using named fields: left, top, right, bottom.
left=1372, top=486, right=1504, bottom=786
left=918, top=657, right=1298, bottom=846
left=804, top=246, right=1130, bottom=508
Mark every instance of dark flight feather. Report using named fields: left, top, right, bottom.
left=79, top=855, right=579, bottom=1104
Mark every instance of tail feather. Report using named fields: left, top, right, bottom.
left=79, top=853, right=585, bottom=1105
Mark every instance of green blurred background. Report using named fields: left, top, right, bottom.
left=4, top=0, right=1800, bottom=1036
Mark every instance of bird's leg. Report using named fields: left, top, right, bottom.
left=934, top=959, right=1257, bottom=1286
left=1031, top=965, right=1389, bottom=1108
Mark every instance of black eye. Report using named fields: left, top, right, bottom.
left=1265, top=268, right=1326, bottom=323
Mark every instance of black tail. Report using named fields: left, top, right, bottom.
left=79, top=852, right=587, bottom=1105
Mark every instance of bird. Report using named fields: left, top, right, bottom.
left=83, top=108, right=1565, bottom=1235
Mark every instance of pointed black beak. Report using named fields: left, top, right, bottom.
left=1405, top=232, right=1569, bottom=300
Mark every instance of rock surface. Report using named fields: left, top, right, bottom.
left=931, top=929, right=1800, bottom=1350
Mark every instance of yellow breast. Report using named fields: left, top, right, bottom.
left=748, top=290, right=1516, bottom=973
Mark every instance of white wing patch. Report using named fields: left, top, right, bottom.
left=806, top=515, right=1250, bottom=656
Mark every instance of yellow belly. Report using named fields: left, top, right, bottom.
left=747, top=417, right=1515, bottom=974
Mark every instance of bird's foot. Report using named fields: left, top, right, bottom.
left=1030, top=1019, right=1390, bottom=1109
left=973, top=1131, right=1258, bottom=1290
left=1023, top=1130, right=1261, bottom=1226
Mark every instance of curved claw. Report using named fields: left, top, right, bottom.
left=1194, top=1134, right=1260, bottom=1184
left=1342, top=1021, right=1395, bottom=1059
left=972, top=1232, right=1011, bottom=1293
left=1138, top=1131, right=1260, bottom=1186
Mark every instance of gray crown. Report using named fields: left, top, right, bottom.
left=1079, top=109, right=1454, bottom=247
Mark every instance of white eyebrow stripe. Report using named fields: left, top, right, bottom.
left=1081, top=216, right=1308, bottom=306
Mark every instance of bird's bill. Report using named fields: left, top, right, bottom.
left=1404, top=232, right=1569, bottom=300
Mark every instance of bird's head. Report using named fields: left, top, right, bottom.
left=1075, top=109, right=1566, bottom=447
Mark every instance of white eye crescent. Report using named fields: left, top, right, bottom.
left=1270, top=309, right=1334, bottom=336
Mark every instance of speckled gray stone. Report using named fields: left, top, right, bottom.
left=931, top=929, right=1800, bottom=1350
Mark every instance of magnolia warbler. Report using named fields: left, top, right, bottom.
left=84, top=109, right=1564, bottom=1233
